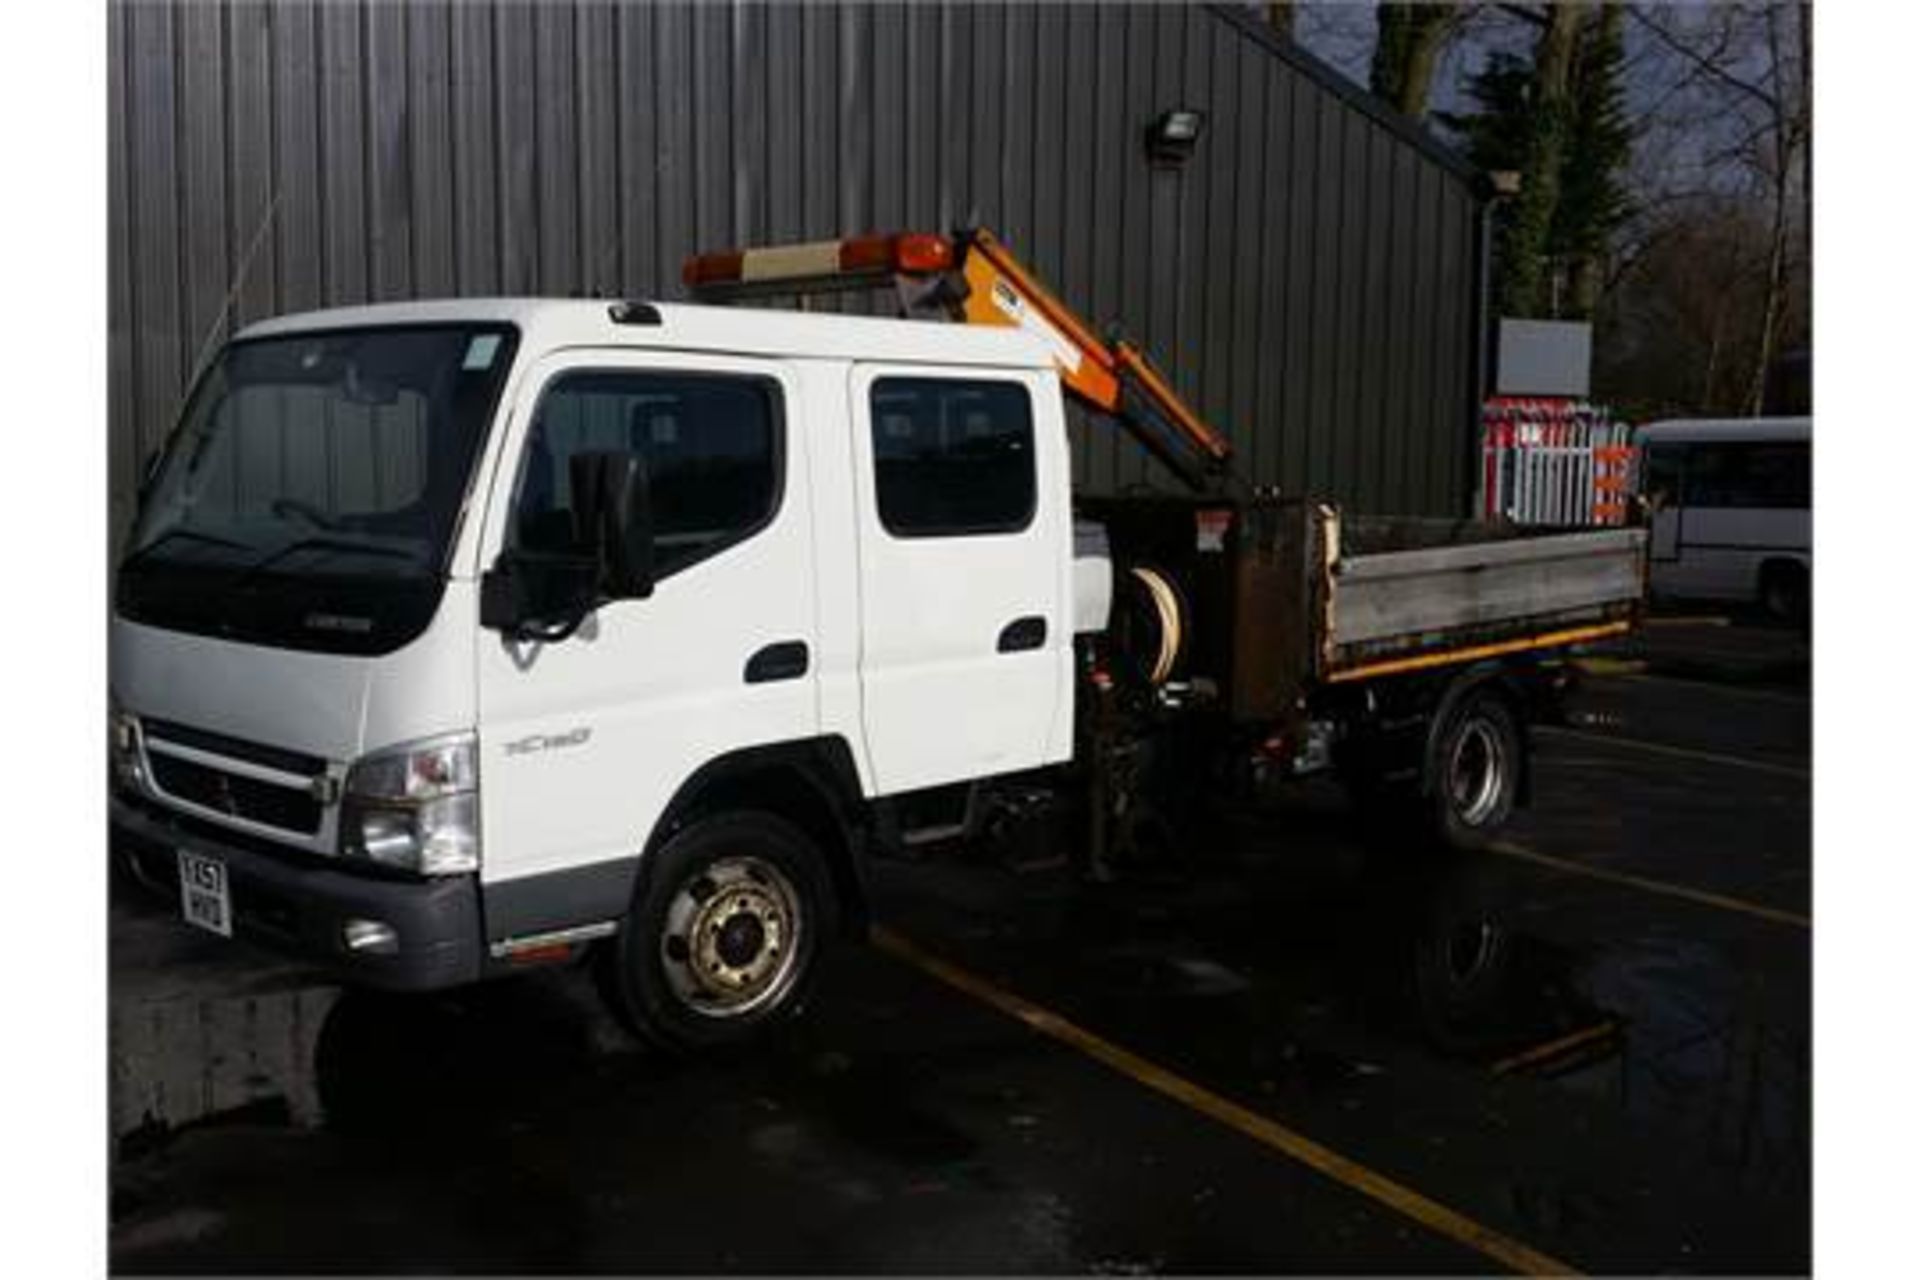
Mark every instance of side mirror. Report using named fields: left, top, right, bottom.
left=479, top=556, right=535, bottom=635
left=480, top=450, right=653, bottom=642
left=569, top=450, right=653, bottom=600
left=479, top=551, right=598, bottom=640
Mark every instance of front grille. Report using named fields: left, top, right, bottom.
left=147, top=753, right=323, bottom=834
left=142, top=718, right=328, bottom=776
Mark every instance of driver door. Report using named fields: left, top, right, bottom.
left=473, top=350, right=816, bottom=907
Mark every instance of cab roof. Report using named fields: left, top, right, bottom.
left=236, top=297, right=1057, bottom=371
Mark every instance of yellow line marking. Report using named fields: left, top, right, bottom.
left=1570, top=657, right=1648, bottom=678
left=1491, top=1022, right=1620, bottom=1076
left=1644, top=615, right=1731, bottom=628
left=1489, top=840, right=1811, bottom=929
left=1536, top=725, right=1809, bottom=780
left=1326, top=621, right=1632, bottom=685
left=872, top=925, right=1581, bottom=1277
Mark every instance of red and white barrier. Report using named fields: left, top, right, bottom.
left=1479, top=397, right=1635, bottom=527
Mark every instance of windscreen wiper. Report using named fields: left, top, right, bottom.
left=222, top=535, right=424, bottom=597
left=118, top=527, right=250, bottom=575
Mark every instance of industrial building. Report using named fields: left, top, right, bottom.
left=108, top=2, right=1486, bottom=532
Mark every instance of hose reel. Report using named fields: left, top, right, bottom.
left=1113, top=563, right=1188, bottom=688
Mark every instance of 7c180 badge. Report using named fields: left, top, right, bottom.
left=503, top=727, right=592, bottom=757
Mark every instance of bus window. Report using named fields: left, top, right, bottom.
left=1681, top=441, right=1810, bottom=510
left=1745, top=442, right=1811, bottom=508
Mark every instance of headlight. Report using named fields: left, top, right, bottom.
left=341, top=733, right=479, bottom=875
left=109, top=703, right=145, bottom=793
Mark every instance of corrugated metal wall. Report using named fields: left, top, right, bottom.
left=108, top=1, right=1483, bottom=536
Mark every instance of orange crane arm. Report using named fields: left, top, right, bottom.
left=682, top=228, right=1235, bottom=492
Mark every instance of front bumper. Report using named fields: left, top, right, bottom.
left=112, top=795, right=483, bottom=992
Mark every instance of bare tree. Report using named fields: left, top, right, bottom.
left=1371, top=3, right=1476, bottom=118
left=1751, top=4, right=1813, bottom=413
left=1288, top=2, right=1812, bottom=417
left=1594, top=197, right=1796, bottom=419
left=1626, top=4, right=1810, bottom=414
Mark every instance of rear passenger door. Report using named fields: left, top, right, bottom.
left=849, top=365, right=1071, bottom=795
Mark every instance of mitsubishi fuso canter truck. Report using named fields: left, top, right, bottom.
left=112, top=230, right=1645, bottom=1051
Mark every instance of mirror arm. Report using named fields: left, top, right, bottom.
left=509, top=609, right=590, bottom=644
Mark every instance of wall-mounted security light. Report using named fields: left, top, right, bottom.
left=1487, top=169, right=1523, bottom=198
left=1145, top=108, right=1206, bottom=168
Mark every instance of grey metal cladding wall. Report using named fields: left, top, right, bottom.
left=107, top=1, right=1482, bottom=535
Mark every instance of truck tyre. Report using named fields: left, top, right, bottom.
left=1425, top=689, right=1522, bottom=852
left=604, top=811, right=829, bottom=1053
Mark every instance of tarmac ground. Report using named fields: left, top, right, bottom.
left=108, top=615, right=1810, bottom=1275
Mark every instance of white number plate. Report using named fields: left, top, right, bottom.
left=177, top=849, right=233, bottom=937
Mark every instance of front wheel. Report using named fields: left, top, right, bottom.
left=603, top=812, right=829, bottom=1053
left=1425, top=689, right=1522, bottom=852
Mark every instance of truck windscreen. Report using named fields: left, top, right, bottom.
left=115, top=324, right=519, bottom=656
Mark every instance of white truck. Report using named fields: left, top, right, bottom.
left=112, top=231, right=1645, bottom=1050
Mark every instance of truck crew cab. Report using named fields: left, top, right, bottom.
left=113, top=231, right=1644, bottom=1051
left=113, top=297, right=1083, bottom=1049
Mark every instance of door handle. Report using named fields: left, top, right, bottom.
left=997, top=616, right=1047, bottom=653
left=744, top=640, right=810, bottom=684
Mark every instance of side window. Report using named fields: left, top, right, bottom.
left=1681, top=444, right=1733, bottom=508
left=514, top=371, right=782, bottom=579
left=869, top=377, right=1035, bottom=537
left=1681, top=441, right=1810, bottom=510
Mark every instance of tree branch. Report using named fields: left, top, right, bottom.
left=1497, top=3, right=1549, bottom=28
left=1626, top=6, right=1778, bottom=112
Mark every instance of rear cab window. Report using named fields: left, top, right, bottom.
left=868, top=377, right=1036, bottom=537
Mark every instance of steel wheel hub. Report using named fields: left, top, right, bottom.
left=1447, top=718, right=1507, bottom=826
left=660, top=855, right=802, bottom=1018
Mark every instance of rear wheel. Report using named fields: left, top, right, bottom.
left=603, top=811, right=829, bottom=1053
left=1426, top=689, right=1522, bottom=852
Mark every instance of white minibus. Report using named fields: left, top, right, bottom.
left=1633, top=417, right=1810, bottom=619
